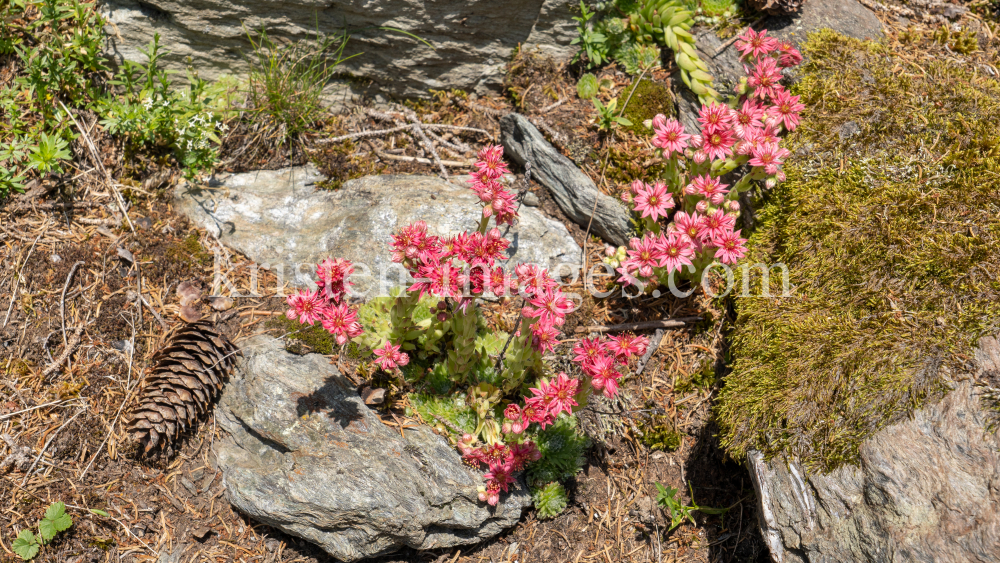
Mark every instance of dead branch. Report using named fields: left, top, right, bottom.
left=574, top=317, right=702, bottom=334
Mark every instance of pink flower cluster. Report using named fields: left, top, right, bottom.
left=286, top=259, right=365, bottom=345
left=468, top=145, right=518, bottom=225
left=614, top=29, right=803, bottom=287
left=572, top=333, right=648, bottom=398
left=460, top=438, right=541, bottom=505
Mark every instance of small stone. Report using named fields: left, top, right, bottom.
left=49, top=254, right=61, bottom=263
left=136, top=217, right=153, bottom=230
left=192, top=526, right=212, bottom=541
left=178, top=303, right=202, bottom=323
left=361, top=387, right=386, bottom=405
left=117, top=247, right=135, bottom=265
left=522, top=192, right=540, bottom=207
left=838, top=121, right=860, bottom=140
left=208, top=295, right=234, bottom=311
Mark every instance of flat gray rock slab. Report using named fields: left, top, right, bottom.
left=750, top=337, right=1000, bottom=563
left=102, top=0, right=575, bottom=100
left=214, top=335, right=531, bottom=562
left=500, top=113, right=633, bottom=247
left=174, top=168, right=582, bottom=293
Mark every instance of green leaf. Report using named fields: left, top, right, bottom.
left=88, top=509, right=109, bottom=518
left=12, top=530, right=39, bottom=560
left=39, top=502, right=72, bottom=542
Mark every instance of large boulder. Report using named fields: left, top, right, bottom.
left=100, top=0, right=576, bottom=99
left=173, top=167, right=582, bottom=293
left=748, top=336, right=1000, bottom=563
left=214, top=334, right=532, bottom=561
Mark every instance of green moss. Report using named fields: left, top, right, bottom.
left=620, top=78, right=674, bottom=135
left=639, top=416, right=683, bottom=451
left=268, top=314, right=340, bottom=355
left=715, top=30, right=1000, bottom=471
left=166, top=232, right=212, bottom=266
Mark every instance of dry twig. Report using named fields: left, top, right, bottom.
left=574, top=317, right=701, bottom=334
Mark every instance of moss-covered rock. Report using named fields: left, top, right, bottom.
left=715, top=29, right=1000, bottom=471
left=621, top=78, right=674, bottom=135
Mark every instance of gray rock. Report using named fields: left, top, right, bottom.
left=215, top=335, right=531, bottom=562
left=749, top=335, right=1000, bottom=563
left=500, top=113, right=633, bottom=247
left=100, top=0, right=576, bottom=100
left=676, top=0, right=883, bottom=132
left=522, top=191, right=541, bottom=208
left=174, top=167, right=582, bottom=293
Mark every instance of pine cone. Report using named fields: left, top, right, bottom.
left=129, top=321, right=240, bottom=452
left=747, top=0, right=805, bottom=15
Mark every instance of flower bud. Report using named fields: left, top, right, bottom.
left=695, top=200, right=709, bottom=213
left=478, top=491, right=488, bottom=502
left=765, top=177, right=777, bottom=189
left=462, top=433, right=474, bottom=444
left=437, top=312, right=449, bottom=322
left=502, top=422, right=512, bottom=434
left=726, top=200, right=741, bottom=212
left=604, top=245, right=616, bottom=257
left=437, top=300, right=448, bottom=310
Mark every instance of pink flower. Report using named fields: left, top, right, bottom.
left=474, top=144, right=510, bottom=181
left=504, top=404, right=527, bottom=434
left=515, top=264, right=558, bottom=297
left=525, top=288, right=574, bottom=326
left=735, top=28, right=779, bottom=61
left=746, top=57, right=784, bottom=100
left=521, top=402, right=554, bottom=430
left=633, top=181, right=674, bottom=222
left=572, top=337, right=608, bottom=365
left=485, top=459, right=515, bottom=493
left=608, top=333, right=648, bottom=359
left=749, top=142, right=790, bottom=175
left=315, top=258, right=354, bottom=301
left=767, top=89, right=805, bottom=132
left=530, top=321, right=562, bottom=353
left=390, top=221, right=442, bottom=266
left=530, top=373, right=579, bottom=417
left=688, top=174, right=729, bottom=204
left=508, top=441, right=541, bottom=471
left=731, top=99, right=765, bottom=139
left=651, top=116, right=691, bottom=157
left=320, top=302, right=364, bottom=345
left=586, top=354, right=622, bottom=398
left=776, top=41, right=803, bottom=68
left=714, top=229, right=748, bottom=265
left=657, top=231, right=696, bottom=274
left=373, top=341, right=409, bottom=370
left=701, top=209, right=737, bottom=243
left=672, top=212, right=705, bottom=244
left=625, top=235, right=664, bottom=278
left=409, top=260, right=459, bottom=299
left=697, top=127, right=736, bottom=162
left=698, top=101, right=733, bottom=132
left=286, top=289, right=327, bottom=325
